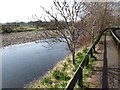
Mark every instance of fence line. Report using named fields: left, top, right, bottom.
left=110, top=29, right=120, bottom=49
left=66, top=27, right=120, bottom=90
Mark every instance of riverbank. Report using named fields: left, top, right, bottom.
left=1, top=30, right=92, bottom=88
left=26, top=45, right=95, bottom=88
left=1, top=31, right=46, bottom=47
left=1, top=30, right=91, bottom=48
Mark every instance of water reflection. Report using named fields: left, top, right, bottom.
left=2, top=40, right=69, bottom=88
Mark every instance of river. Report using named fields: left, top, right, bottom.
left=2, top=40, right=69, bottom=88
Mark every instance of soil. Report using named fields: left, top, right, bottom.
left=85, top=32, right=120, bottom=89
left=85, top=35, right=104, bottom=88
left=1, top=31, right=91, bottom=48
left=1, top=31, right=47, bottom=47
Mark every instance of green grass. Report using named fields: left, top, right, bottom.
left=52, top=70, right=70, bottom=81
left=62, top=62, right=68, bottom=71
left=83, top=57, right=95, bottom=85
left=41, top=77, right=52, bottom=85
left=2, top=25, right=44, bottom=34
left=29, top=47, right=95, bottom=88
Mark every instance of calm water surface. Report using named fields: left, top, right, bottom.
left=2, top=40, right=69, bottom=88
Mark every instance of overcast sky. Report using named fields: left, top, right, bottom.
left=0, top=0, right=54, bottom=23
left=0, top=0, right=119, bottom=23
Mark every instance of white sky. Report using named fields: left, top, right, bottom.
left=0, top=0, right=54, bottom=23
left=0, top=0, right=119, bottom=23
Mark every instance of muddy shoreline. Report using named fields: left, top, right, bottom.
left=1, top=31, right=46, bottom=47
left=1, top=30, right=91, bottom=48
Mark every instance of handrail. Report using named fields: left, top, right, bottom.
left=110, top=28, right=120, bottom=49
left=66, top=28, right=108, bottom=89
left=65, top=27, right=119, bottom=90
left=102, top=32, right=108, bottom=88
left=110, top=29, right=120, bottom=43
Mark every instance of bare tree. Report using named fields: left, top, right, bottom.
left=39, top=0, right=87, bottom=64
left=83, top=2, right=118, bottom=44
left=36, top=0, right=118, bottom=64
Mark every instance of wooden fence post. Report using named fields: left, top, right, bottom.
left=78, top=67, right=83, bottom=88
left=93, top=45, right=96, bottom=53
left=90, top=49, right=94, bottom=58
left=86, top=54, right=89, bottom=67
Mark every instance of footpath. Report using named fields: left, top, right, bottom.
left=86, top=32, right=119, bottom=89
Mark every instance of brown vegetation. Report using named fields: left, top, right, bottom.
left=37, top=1, right=118, bottom=64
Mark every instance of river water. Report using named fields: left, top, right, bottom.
left=2, top=40, right=69, bottom=88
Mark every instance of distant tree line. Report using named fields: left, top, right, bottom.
left=1, top=21, right=68, bottom=33
left=2, top=22, right=20, bottom=33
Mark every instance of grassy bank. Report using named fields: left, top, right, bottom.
left=1, top=25, right=44, bottom=34
left=27, top=46, right=96, bottom=88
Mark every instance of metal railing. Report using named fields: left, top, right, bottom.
left=102, top=32, right=108, bottom=88
left=110, top=28, right=120, bottom=49
left=65, top=27, right=119, bottom=90
left=66, top=28, right=108, bottom=90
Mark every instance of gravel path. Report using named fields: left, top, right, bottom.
left=106, top=33, right=119, bottom=88
left=85, top=34, right=104, bottom=88
left=85, top=32, right=119, bottom=89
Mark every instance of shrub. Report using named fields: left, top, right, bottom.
left=88, top=57, right=94, bottom=69
left=83, top=48, right=89, bottom=54
left=41, top=77, right=52, bottom=84
left=60, top=82, right=67, bottom=87
left=76, top=52, right=84, bottom=59
left=74, top=65, right=78, bottom=71
left=52, top=70, right=70, bottom=81
left=67, top=58, right=71, bottom=63
left=76, top=52, right=84, bottom=63
left=62, top=63, right=68, bottom=71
